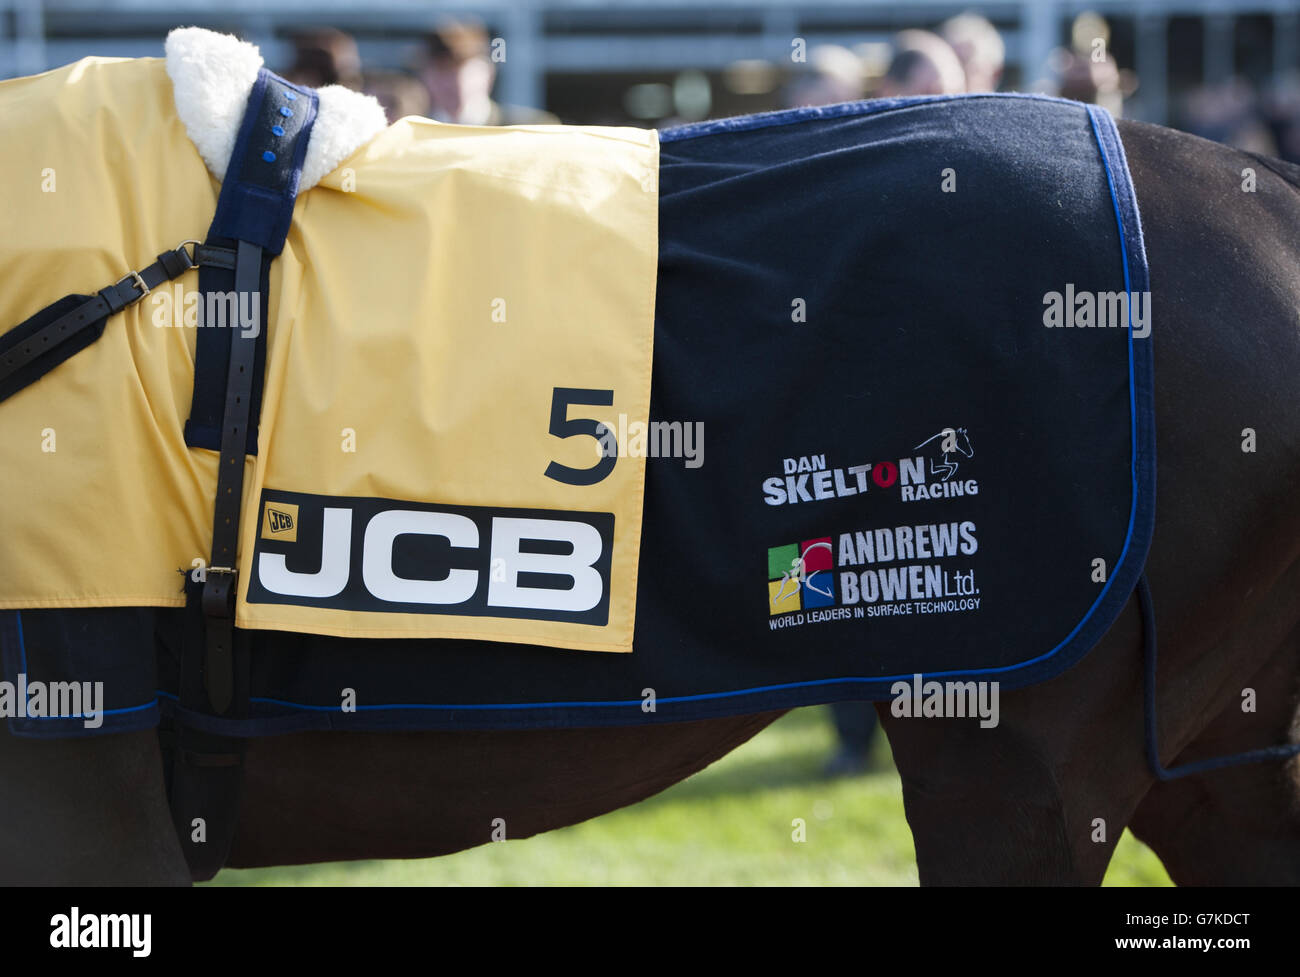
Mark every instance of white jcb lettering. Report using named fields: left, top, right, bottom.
left=362, top=510, right=479, bottom=604
left=256, top=507, right=352, bottom=597
left=255, top=506, right=607, bottom=615
left=488, top=518, right=603, bottom=613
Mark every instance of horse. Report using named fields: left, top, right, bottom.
left=3, top=34, right=1300, bottom=886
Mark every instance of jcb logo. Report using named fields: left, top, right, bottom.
left=247, top=491, right=614, bottom=625
left=268, top=509, right=294, bottom=532
left=261, top=502, right=298, bottom=542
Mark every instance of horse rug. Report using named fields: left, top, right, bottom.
left=0, top=34, right=656, bottom=654
left=0, top=29, right=1154, bottom=737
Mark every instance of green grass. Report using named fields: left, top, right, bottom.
left=214, top=708, right=1172, bottom=885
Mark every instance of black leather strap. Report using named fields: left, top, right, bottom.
left=200, top=239, right=262, bottom=716
left=168, top=725, right=246, bottom=880
left=164, top=592, right=251, bottom=882
left=0, top=242, right=234, bottom=392
left=193, top=244, right=237, bottom=270
left=187, top=69, right=318, bottom=718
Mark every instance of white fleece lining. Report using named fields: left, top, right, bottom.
left=164, top=26, right=388, bottom=191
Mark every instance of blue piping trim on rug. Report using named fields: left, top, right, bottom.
left=661, top=91, right=1094, bottom=143
left=3, top=609, right=160, bottom=737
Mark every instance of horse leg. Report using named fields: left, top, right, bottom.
left=228, top=712, right=781, bottom=867
left=885, top=553, right=1300, bottom=884
left=0, top=725, right=188, bottom=883
left=879, top=597, right=1151, bottom=885
left=1128, top=620, right=1300, bottom=884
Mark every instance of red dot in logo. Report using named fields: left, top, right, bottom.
left=872, top=461, right=898, bottom=488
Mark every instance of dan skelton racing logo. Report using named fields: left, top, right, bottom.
left=760, top=427, right=977, bottom=507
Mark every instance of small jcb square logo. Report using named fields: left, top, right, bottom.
left=262, top=502, right=298, bottom=542
left=768, top=537, right=835, bottom=614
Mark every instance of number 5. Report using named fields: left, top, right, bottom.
left=544, top=387, right=617, bottom=486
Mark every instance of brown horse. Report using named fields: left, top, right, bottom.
left=3, top=114, right=1300, bottom=885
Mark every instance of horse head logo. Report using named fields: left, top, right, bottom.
left=913, top=427, right=974, bottom=482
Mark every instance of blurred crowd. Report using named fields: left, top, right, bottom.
left=786, top=13, right=1004, bottom=106
left=282, top=21, right=557, bottom=126
left=784, top=12, right=1134, bottom=111
left=1180, top=76, right=1300, bottom=162
left=785, top=10, right=1300, bottom=164
left=284, top=13, right=1300, bottom=165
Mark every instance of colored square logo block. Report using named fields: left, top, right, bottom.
left=769, top=578, right=800, bottom=614
left=800, top=571, right=836, bottom=608
left=798, top=537, right=836, bottom=608
left=768, top=543, right=799, bottom=581
left=800, top=537, right=833, bottom=573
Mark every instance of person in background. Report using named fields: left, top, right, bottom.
left=1055, top=51, right=1127, bottom=116
left=783, top=44, right=865, bottom=108
left=940, top=12, right=1005, bottom=93
left=1262, top=75, right=1300, bottom=164
left=1182, top=79, right=1278, bottom=157
left=283, top=27, right=431, bottom=124
left=825, top=700, right=880, bottom=778
left=415, top=19, right=557, bottom=125
left=1048, top=12, right=1136, bottom=117
left=284, top=27, right=364, bottom=90
left=876, top=30, right=967, bottom=97
left=364, top=70, right=431, bottom=123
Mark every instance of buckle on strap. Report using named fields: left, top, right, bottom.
left=114, top=269, right=151, bottom=306
left=201, top=566, right=238, bottom=619
left=109, top=239, right=208, bottom=310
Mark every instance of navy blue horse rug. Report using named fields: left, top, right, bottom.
left=2, top=92, right=1153, bottom=737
